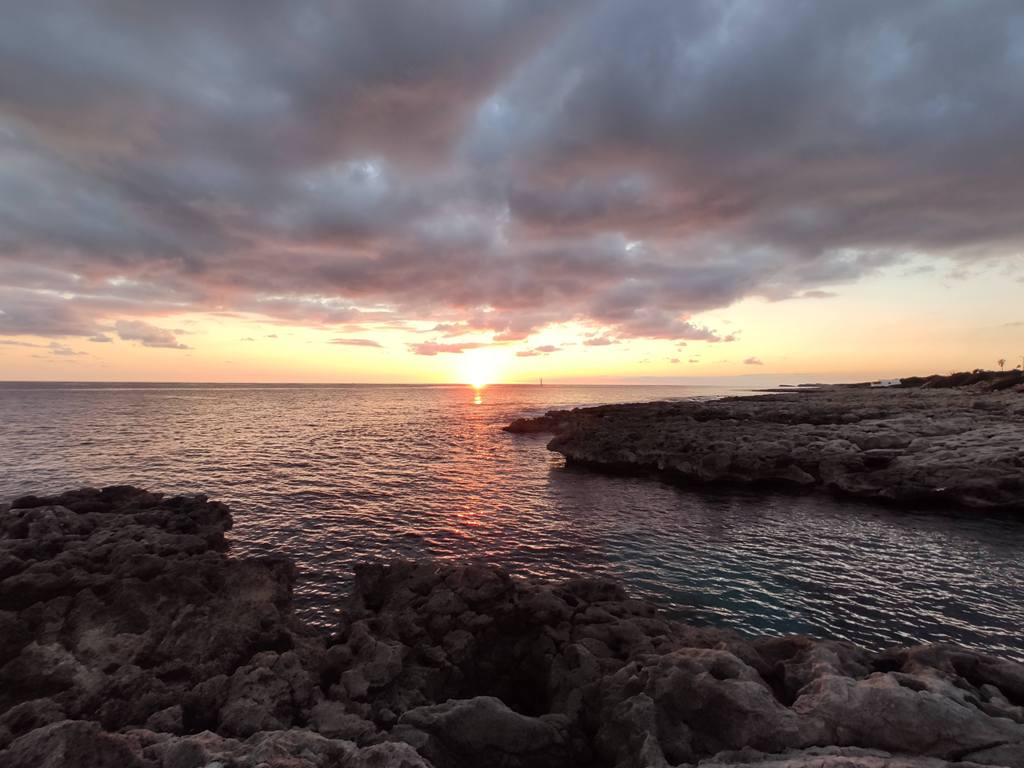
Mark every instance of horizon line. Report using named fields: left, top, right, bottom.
left=0, top=378, right=826, bottom=387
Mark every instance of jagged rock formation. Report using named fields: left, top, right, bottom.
left=505, top=388, right=1024, bottom=511
left=2, top=487, right=1024, bottom=767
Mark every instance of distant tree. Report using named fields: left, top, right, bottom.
left=998, top=358, right=1006, bottom=371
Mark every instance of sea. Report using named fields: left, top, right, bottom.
left=1, top=381, right=1022, bottom=661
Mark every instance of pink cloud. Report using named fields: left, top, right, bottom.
left=329, top=338, right=383, bottom=348
left=408, top=341, right=489, bottom=356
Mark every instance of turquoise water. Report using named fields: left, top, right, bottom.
left=1, top=382, right=1022, bottom=661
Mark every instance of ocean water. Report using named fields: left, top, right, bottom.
left=1, top=382, right=1022, bottom=661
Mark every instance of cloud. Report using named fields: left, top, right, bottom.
left=240, top=337, right=256, bottom=342
left=408, top=340, right=489, bottom=356
left=583, top=335, right=618, bottom=346
left=0, top=1, right=1022, bottom=346
left=3, top=338, right=86, bottom=356
left=48, top=341, right=85, bottom=356
left=115, top=320, right=190, bottom=349
left=0, top=339, right=41, bottom=347
left=743, top=357, right=764, bottom=366
left=669, top=357, right=680, bottom=363
left=516, top=344, right=561, bottom=357
left=0, top=289, right=106, bottom=337
left=329, top=338, right=383, bottom=348
left=797, top=290, right=838, bottom=300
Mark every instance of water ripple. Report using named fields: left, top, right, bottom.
left=1, top=382, right=1022, bottom=661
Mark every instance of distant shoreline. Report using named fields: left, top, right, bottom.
left=2, top=368, right=1021, bottom=389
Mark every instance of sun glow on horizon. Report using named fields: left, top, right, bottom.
left=457, top=350, right=503, bottom=389
left=2, top=257, right=1022, bottom=384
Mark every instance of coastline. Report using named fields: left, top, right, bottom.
left=3, top=487, right=1024, bottom=767
left=505, top=386, right=1024, bottom=513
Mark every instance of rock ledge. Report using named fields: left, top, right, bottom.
left=3, top=486, right=1024, bottom=767
left=505, top=388, right=1024, bottom=512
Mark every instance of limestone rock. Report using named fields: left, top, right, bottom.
left=506, top=388, right=1024, bottom=512
left=4, top=488, right=1024, bottom=767
left=1, top=720, right=143, bottom=768
left=395, top=696, right=570, bottom=768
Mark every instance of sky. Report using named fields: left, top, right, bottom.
left=1, top=0, right=1023, bottom=384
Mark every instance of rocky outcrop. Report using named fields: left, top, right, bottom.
left=898, top=370, right=1024, bottom=391
left=505, top=388, right=1024, bottom=511
left=3, top=487, right=1024, bottom=767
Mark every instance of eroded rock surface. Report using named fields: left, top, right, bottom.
left=2, top=487, right=1024, bottom=767
left=505, top=388, right=1024, bottom=511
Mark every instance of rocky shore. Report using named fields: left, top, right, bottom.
left=4, top=486, right=1024, bottom=767
left=505, top=387, right=1024, bottom=512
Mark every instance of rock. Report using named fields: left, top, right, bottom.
left=350, top=741, right=435, bottom=768
left=218, top=663, right=294, bottom=736
left=793, top=672, right=1024, bottom=759
left=503, top=414, right=571, bottom=434
left=396, top=696, right=570, bottom=768
left=963, top=743, right=1024, bottom=767
left=340, top=622, right=407, bottom=699
left=0, top=720, right=143, bottom=768
left=310, top=701, right=377, bottom=742
left=0, top=486, right=311, bottom=740
left=0, top=698, right=66, bottom=748
left=595, top=648, right=818, bottom=766
left=699, top=745, right=993, bottom=767
left=143, top=704, right=183, bottom=735
left=4, top=487, right=1024, bottom=767
left=505, top=388, right=1024, bottom=512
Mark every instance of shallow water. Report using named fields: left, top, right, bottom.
left=1, top=382, right=1022, bottom=661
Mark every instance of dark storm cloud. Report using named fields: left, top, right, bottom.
left=1, top=0, right=1022, bottom=344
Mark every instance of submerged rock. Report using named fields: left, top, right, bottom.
left=505, top=388, right=1024, bottom=512
left=2, top=487, right=1024, bottom=767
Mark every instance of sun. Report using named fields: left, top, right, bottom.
left=458, top=354, right=494, bottom=389
left=454, top=346, right=509, bottom=390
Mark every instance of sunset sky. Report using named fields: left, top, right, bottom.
left=1, top=1, right=1022, bottom=384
